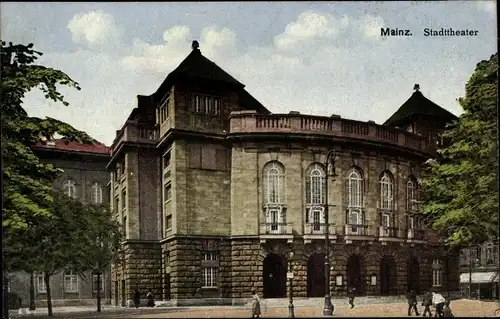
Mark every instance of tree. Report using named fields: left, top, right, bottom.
left=80, top=204, right=123, bottom=312
left=420, top=53, right=498, bottom=248
left=1, top=41, right=92, bottom=318
left=33, top=192, right=94, bottom=316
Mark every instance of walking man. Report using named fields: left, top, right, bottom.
left=407, top=289, right=420, bottom=316
left=422, top=291, right=433, bottom=317
left=432, top=291, right=446, bottom=318
left=347, top=287, right=356, bottom=309
left=133, top=289, right=140, bottom=309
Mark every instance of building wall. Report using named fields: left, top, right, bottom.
left=9, top=152, right=110, bottom=307
left=230, top=142, right=423, bottom=237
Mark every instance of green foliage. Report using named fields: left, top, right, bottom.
left=420, top=53, right=498, bottom=247
left=25, top=192, right=121, bottom=316
left=1, top=41, right=93, bottom=271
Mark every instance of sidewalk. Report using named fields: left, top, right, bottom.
left=9, top=306, right=173, bottom=318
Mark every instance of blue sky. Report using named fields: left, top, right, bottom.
left=2, top=1, right=497, bottom=145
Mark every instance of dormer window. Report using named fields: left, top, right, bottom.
left=193, top=94, right=221, bottom=115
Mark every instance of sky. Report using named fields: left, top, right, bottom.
left=1, top=1, right=497, bottom=146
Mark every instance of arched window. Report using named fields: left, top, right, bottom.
left=306, top=163, right=326, bottom=205
left=348, top=168, right=363, bottom=208
left=263, top=161, right=285, bottom=205
left=91, top=182, right=103, bottom=204
left=63, top=180, right=76, bottom=198
left=305, top=163, right=326, bottom=229
left=263, top=161, right=286, bottom=234
left=432, top=259, right=443, bottom=287
left=380, top=172, right=393, bottom=210
left=406, top=179, right=417, bottom=212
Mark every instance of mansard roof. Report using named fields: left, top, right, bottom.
left=384, top=85, right=457, bottom=126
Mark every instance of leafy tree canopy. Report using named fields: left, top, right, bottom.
left=420, top=53, right=498, bottom=248
left=1, top=41, right=92, bottom=271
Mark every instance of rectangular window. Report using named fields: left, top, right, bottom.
left=267, top=208, right=281, bottom=233
left=432, top=269, right=443, bottom=287
left=163, top=151, right=171, bottom=169
left=114, top=197, right=119, bottom=214
left=349, top=211, right=362, bottom=225
left=382, top=213, right=391, bottom=227
left=121, top=190, right=127, bottom=211
left=193, top=95, right=221, bottom=115
left=122, top=216, right=127, bottom=238
left=164, top=183, right=172, bottom=202
left=312, top=210, right=321, bottom=231
left=37, top=274, right=46, bottom=293
left=201, top=252, right=218, bottom=288
left=166, top=215, right=172, bottom=230
left=92, top=274, right=104, bottom=293
left=64, top=271, right=79, bottom=293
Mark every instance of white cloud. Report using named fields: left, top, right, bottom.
left=359, top=14, right=385, bottom=39
left=67, top=10, right=123, bottom=48
left=17, top=8, right=480, bottom=146
left=477, top=1, right=496, bottom=14
left=274, top=11, right=349, bottom=50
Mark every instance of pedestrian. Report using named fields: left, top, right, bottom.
left=347, top=287, right=356, bottom=309
left=407, top=289, right=420, bottom=316
left=422, top=291, right=433, bottom=317
left=133, top=289, right=140, bottom=309
left=442, top=299, right=454, bottom=318
left=146, top=291, right=155, bottom=307
left=251, top=290, right=261, bottom=318
left=432, top=291, right=446, bottom=318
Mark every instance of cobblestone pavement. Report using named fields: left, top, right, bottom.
left=130, top=300, right=499, bottom=318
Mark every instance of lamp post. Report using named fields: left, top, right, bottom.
left=323, top=149, right=336, bottom=316
left=288, top=250, right=295, bottom=318
left=468, top=246, right=480, bottom=300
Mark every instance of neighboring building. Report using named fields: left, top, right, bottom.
left=459, top=242, right=499, bottom=299
left=108, top=40, right=460, bottom=306
left=8, top=139, right=111, bottom=307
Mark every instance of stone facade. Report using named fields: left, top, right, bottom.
left=107, top=44, right=460, bottom=306
left=9, top=141, right=111, bottom=307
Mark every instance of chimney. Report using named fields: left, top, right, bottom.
left=191, top=40, right=200, bottom=51
left=413, top=84, right=420, bottom=92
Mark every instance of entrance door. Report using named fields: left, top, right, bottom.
left=307, top=253, right=326, bottom=297
left=380, top=256, right=397, bottom=295
left=121, top=280, right=126, bottom=307
left=263, top=254, right=286, bottom=298
left=347, top=254, right=364, bottom=294
left=407, top=257, right=420, bottom=294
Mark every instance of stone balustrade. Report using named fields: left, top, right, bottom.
left=229, top=111, right=431, bottom=154
left=111, top=122, right=157, bottom=155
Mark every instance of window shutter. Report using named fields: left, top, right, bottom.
left=305, top=207, right=310, bottom=223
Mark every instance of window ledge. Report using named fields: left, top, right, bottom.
left=201, top=286, right=218, bottom=290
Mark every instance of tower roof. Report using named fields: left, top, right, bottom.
left=153, top=41, right=244, bottom=99
left=384, top=84, right=457, bottom=126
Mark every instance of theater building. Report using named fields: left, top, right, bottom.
left=108, top=41, right=460, bottom=306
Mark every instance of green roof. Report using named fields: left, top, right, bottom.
left=384, top=88, right=457, bottom=126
